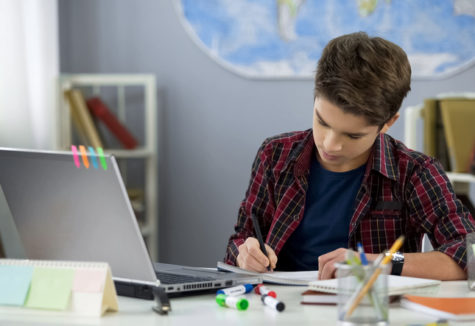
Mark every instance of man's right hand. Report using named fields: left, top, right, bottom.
left=236, top=237, right=277, bottom=272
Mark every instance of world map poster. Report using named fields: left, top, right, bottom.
left=175, top=0, right=475, bottom=79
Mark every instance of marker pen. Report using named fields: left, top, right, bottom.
left=261, top=294, right=285, bottom=312
left=217, top=284, right=253, bottom=296
left=216, top=294, right=249, bottom=310
left=254, top=284, right=277, bottom=298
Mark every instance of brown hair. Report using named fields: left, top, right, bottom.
left=314, top=32, right=411, bottom=127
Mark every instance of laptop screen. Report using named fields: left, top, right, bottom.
left=0, top=148, right=157, bottom=284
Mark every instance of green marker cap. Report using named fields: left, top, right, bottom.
left=235, top=298, right=249, bottom=311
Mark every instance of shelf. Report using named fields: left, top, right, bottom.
left=446, top=173, right=475, bottom=184
left=58, top=73, right=159, bottom=261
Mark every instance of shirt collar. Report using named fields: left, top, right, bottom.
left=293, top=130, right=315, bottom=177
left=290, top=131, right=398, bottom=181
left=367, top=133, right=399, bottom=181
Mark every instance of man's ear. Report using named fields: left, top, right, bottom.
left=380, top=112, right=400, bottom=134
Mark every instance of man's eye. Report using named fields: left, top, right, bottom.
left=318, top=119, right=328, bottom=127
left=348, top=135, right=361, bottom=140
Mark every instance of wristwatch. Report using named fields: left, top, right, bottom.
left=387, top=251, right=404, bottom=276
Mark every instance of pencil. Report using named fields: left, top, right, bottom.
left=250, top=214, right=272, bottom=271
left=345, top=235, right=405, bottom=318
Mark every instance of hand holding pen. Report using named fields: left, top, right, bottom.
left=236, top=215, right=277, bottom=272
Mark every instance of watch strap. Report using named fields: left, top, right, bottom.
left=390, top=252, right=404, bottom=276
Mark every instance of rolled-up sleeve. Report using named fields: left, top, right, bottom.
left=407, top=158, right=475, bottom=270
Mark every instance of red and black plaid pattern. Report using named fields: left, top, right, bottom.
left=224, top=129, right=475, bottom=270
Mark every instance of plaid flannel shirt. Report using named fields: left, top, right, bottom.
left=224, top=129, right=475, bottom=270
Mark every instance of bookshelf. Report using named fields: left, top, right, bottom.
left=405, top=97, right=475, bottom=252
left=404, top=93, right=475, bottom=193
left=57, top=74, right=159, bottom=261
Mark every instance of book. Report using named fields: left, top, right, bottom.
left=300, top=290, right=401, bottom=305
left=439, top=99, right=475, bottom=173
left=0, top=258, right=118, bottom=316
left=301, top=289, right=338, bottom=305
left=86, top=97, right=138, bottom=149
left=400, top=295, right=475, bottom=321
left=422, top=99, right=451, bottom=171
left=422, top=98, right=438, bottom=158
left=217, top=261, right=318, bottom=285
left=308, top=275, right=440, bottom=296
left=64, top=89, right=104, bottom=148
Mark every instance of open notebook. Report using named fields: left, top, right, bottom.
left=309, top=275, right=441, bottom=296
left=217, top=262, right=318, bottom=286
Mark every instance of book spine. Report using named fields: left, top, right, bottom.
left=64, top=89, right=104, bottom=148
left=86, top=97, right=138, bottom=149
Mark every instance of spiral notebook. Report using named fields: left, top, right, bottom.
left=308, top=275, right=441, bottom=296
left=217, top=261, right=318, bottom=285
left=0, top=259, right=118, bottom=316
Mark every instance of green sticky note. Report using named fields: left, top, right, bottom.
left=0, top=265, right=34, bottom=306
left=25, top=267, right=75, bottom=310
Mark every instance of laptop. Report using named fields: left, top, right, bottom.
left=0, top=147, right=260, bottom=299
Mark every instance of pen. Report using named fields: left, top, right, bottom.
left=250, top=214, right=272, bottom=271
left=345, top=235, right=405, bottom=318
left=357, top=242, right=368, bottom=266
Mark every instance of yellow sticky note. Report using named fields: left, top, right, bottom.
left=472, top=244, right=475, bottom=254
left=25, top=267, right=75, bottom=310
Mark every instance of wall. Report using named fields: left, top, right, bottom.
left=58, top=0, right=475, bottom=266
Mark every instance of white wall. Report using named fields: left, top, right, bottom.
left=58, top=0, right=475, bottom=266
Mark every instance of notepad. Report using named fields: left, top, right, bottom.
left=0, top=259, right=118, bottom=316
left=308, top=275, right=441, bottom=296
left=0, top=265, right=34, bottom=306
left=217, top=261, right=318, bottom=285
left=400, top=295, right=475, bottom=321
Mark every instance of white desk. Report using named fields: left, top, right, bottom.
left=0, top=281, right=473, bottom=325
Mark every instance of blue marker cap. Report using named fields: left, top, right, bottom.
left=242, top=284, right=254, bottom=293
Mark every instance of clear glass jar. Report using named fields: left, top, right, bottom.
left=335, top=262, right=389, bottom=326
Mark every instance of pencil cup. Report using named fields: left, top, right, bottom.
left=335, top=262, right=389, bottom=326
left=467, top=232, right=475, bottom=290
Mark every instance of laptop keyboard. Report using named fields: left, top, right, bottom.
left=156, top=272, right=214, bottom=284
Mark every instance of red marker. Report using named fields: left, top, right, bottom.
left=255, top=284, right=277, bottom=298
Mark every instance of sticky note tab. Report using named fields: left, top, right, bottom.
left=25, top=267, right=75, bottom=310
left=71, top=145, right=80, bottom=168
left=472, top=244, right=475, bottom=254
left=79, top=145, right=90, bottom=169
left=96, top=147, right=108, bottom=170
left=88, top=146, right=99, bottom=169
left=0, top=265, right=34, bottom=306
left=73, top=269, right=105, bottom=293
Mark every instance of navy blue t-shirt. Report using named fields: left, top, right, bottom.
left=277, top=154, right=365, bottom=271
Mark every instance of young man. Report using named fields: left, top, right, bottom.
left=224, top=32, right=475, bottom=280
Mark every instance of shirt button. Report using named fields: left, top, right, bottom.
left=293, top=215, right=299, bottom=221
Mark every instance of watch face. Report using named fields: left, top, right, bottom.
left=392, top=252, right=404, bottom=262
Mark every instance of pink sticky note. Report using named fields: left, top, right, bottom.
left=73, top=269, right=106, bottom=293
left=71, top=145, right=80, bottom=168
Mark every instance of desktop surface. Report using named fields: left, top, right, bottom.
left=0, top=281, right=473, bottom=325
